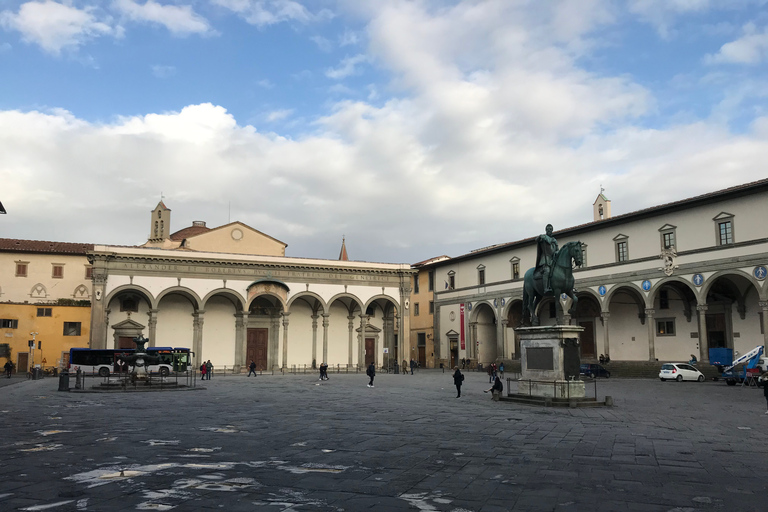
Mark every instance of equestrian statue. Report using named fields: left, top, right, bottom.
left=522, top=224, right=583, bottom=326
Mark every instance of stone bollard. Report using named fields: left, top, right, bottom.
left=58, top=371, right=70, bottom=392
left=492, top=390, right=500, bottom=401
left=605, top=396, right=614, bottom=407
left=75, top=369, right=82, bottom=390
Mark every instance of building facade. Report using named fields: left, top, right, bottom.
left=409, top=256, right=448, bottom=368
left=432, top=180, right=768, bottom=368
left=0, top=239, right=93, bottom=371
left=88, top=203, right=415, bottom=371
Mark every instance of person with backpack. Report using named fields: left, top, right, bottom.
left=366, top=362, right=376, bottom=387
left=453, top=366, right=464, bottom=398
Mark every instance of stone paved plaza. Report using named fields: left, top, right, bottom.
left=0, top=370, right=766, bottom=511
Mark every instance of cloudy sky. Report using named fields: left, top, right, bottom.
left=1, top=1, right=767, bottom=263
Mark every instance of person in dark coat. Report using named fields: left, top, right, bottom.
left=205, top=360, right=213, bottom=379
left=763, top=377, right=768, bottom=414
left=366, top=362, right=376, bottom=387
left=248, top=360, right=257, bottom=377
left=485, top=376, right=504, bottom=401
left=453, top=366, right=464, bottom=398
left=319, top=362, right=329, bottom=381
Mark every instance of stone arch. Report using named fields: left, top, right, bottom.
left=649, top=277, right=697, bottom=324
left=30, top=283, right=47, bottom=299
left=699, top=270, right=763, bottom=354
left=327, top=293, right=364, bottom=314
left=700, top=269, right=758, bottom=301
left=364, top=295, right=400, bottom=367
left=505, top=299, right=524, bottom=359
left=326, top=293, right=365, bottom=367
left=571, top=292, right=601, bottom=359
left=471, top=302, right=498, bottom=364
left=104, top=284, right=155, bottom=309
left=72, top=284, right=90, bottom=299
left=605, top=284, right=650, bottom=361
left=202, top=288, right=246, bottom=311
left=156, top=286, right=203, bottom=310
left=287, top=291, right=328, bottom=313
left=246, top=279, right=289, bottom=311
left=603, top=282, right=647, bottom=310
left=364, top=294, right=400, bottom=314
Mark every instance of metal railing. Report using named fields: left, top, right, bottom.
left=506, top=375, right=600, bottom=400
left=67, top=368, right=197, bottom=390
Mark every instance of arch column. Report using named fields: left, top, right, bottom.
left=348, top=315, right=355, bottom=366
left=601, top=312, right=610, bottom=359
left=469, top=321, right=478, bottom=360
left=89, top=270, right=109, bottom=349
left=281, top=312, right=290, bottom=369
left=696, top=304, right=709, bottom=363
left=147, top=308, right=158, bottom=347
left=270, top=315, right=280, bottom=370
left=645, top=308, right=655, bottom=361
left=760, top=302, right=768, bottom=350
left=103, top=309, right=111, bottom=349
left=234, top=311, right=248, bottom=370
left=192, top=310, right=205, bottom=366
left=500, top=319, right=509, bottom=360
left=399, top=278, right=412, bottom=372
left=322, top=314, right=330, bottom=365
left=311, top=313, right=319, bottom=368
left=496, top=301, right=505, bottom=361
left=358, top=315, right=368, bottom=368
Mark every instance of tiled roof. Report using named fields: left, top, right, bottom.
left=447, top=177, right=768, bottom=263
left=0, top=238, right=94, bottom=255
left=170, top=225, right=211, bottom=240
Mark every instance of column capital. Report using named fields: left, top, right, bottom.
left=759, top=301, right=768, bottom=309
left=601, top=311, right=610, bottom=319
left=696, top=304, right=709, bottom=312
left=644, top=308, right=655, bottom=316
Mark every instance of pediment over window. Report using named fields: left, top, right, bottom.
left=445, top=329, right=459, bottom=338
left=612, top=233, right=628, bottom=242
left=112, top=319, right=146, bottom=330
left=713, top=211, right=733, bottom=221
left=658, top=224, right=676, bottom=232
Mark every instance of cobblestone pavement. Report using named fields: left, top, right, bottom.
left=1, top=370, right=766, bottom=511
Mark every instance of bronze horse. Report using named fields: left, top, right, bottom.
left=522, top=241, right=582, bottom=325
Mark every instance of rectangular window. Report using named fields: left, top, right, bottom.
left=15, top=262, right=28, bottom=277
left=448, top=275, right=455, bottom=290
left=656, top=319, right=675, bottom=336
left=616, top=241, right=628, bottom=262
left=428, top=271, right=434, bottom=292
left=660, top=290, right=669, bottom=309
left=413, top=275, right=419, bottom=294
left=478, top=268, right=485, bottom=285
left=52, top=265, right=63, bottom=279
left=414, top=303, right=420, bottom=316
left=417, top=332, right=426, bottom=347
left=662, top=231, right=675, bottom=250
left=429, top=301, right=434, bottom=314
left=0, top=319, right=19, bottom=329
left=718, top=221, right=733, bottom=245
left=37, top=308, right=52, bottom=317
left=85, top=267, right=93, bottom=279
left=512, top=261, right=520, bottom=280
left=63, top=322, right=81, bottom=336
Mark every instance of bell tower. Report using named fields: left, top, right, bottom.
left=149, top=201, right=171, bottom=241
left=593, top=187, right=611, bottom=221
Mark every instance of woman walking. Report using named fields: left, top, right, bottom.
left=453, top=366, right=464, bottom=398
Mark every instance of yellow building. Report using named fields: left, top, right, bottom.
left=0, top=239, right=93, bottom=372
left=409, top=256, right=449, bottom=368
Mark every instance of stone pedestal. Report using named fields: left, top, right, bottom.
left=515, top=325, right=585, bottom=399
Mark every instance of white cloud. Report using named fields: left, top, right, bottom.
left=0, top=0, right=118, bottom=54
left=113, top=0, right=212, bottom=36
left=265, top=109, right=293, bottom=122
left=212, top=0, right=331, bottom=27
left=152, top=64, right=176, bottom=78
left=325, top=54, right=368, bottom=79
left=311, top=35, right=332, bottom=52
left=705, top=23, right=768, bottom=65
left=256, top=79, right=274, bottom=88
left=339, top=28, right=359, bottom=46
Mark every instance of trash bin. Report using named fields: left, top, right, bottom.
left=32, top=368, right=42, bottom=380
left=58, top=371, right=70, bottom=392
left=394, top=363, right=399, bottom=374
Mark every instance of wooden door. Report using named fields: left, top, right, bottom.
left=118, top=337, right=136, bottom=349
left=17, top=353, right=29, bottom=373
left=365, top=338, right=375, bottom=366
left=706, top=313, right=727, bottom=349
left=418, top=347, right=426, bottom=367
left=247, top=328, right=269, bottom=370
left=579, top=321, right=595, bottom=358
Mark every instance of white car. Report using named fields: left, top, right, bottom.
left=659, top=363, right=705, bottom=382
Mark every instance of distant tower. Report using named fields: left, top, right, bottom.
left=593, top=187, right=611, bottom=221
left=339, top=236, right=349, bottom=261
left=149, top=201, right=171, bottom=241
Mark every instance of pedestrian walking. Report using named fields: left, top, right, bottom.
left=402, top=360, right=408, bottom=376
left=205, top=360, right=213, bottom=379
left=319, top=362, right=329, bottom=380
left=366, top=362, right=376, bottom=387
left=499, top=362, right=505, bottom=378
left=453, top=366, right=464, bottom=398
left=763, top=376, right=768, bottom=414
left=248, top=360, right=257, bottom=377
left=200, top=362, right=207, bottom=380
left=4, top=360, right=13, bottom=378
left=410, top=359, right=415, bottom=375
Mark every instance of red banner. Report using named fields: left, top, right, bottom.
left=460, top=304, right=465, bottom=350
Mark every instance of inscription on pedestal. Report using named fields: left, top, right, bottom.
left=526, top=347, right=554, bottom=370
